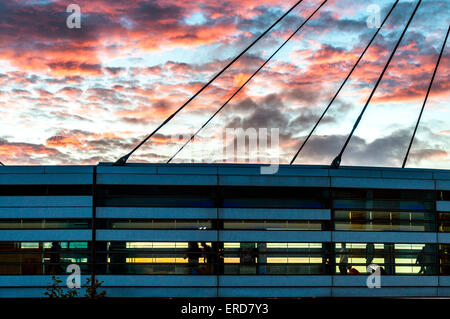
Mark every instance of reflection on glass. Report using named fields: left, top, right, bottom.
left=0, top=241, right=90, bottom=275
left=100, top=219, right=212, bottom=230
left=334, top=210, right=435, bottom=232
left=0, top=219, right=90, bottom=229
left=334, top=243, right=437, bottom=275
left=223, top=220, right=323, bottom=231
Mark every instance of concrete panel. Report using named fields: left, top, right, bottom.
left=332, top=287, right=437, bottom=297
left=434, top=172, right=450, bottom=180
left=97, top=275, right=216, bottom=287
left=437, top=180, right=450, bottom=190
left=0, top=196, right=92, bottom=207
left=219, top=275, right=332, bottom=287
left=329, top=169, right=381, bottom=178
left=333, top=276, right=438, bottom=287
left=438, top=276, right=450, bottom=286
left=333, top=231, right=437, bottom=243
left=219, top=175, right=330, bottom=187
left=96, top=207, right=217, bottom=219
left=0, top=230, right=92, bottom=241
left=275, top=167, right=329, bottom=177
left=97, top=230, right=217, bottom=241
left=437, top=201, right=450, bottom=211
left=381, top=170, right=433, bottom=180
left=218, top=165, right=329, bottom=176
left=219, top=230, right=331, bottom=242
left=43, top=166, right=93, bottom=174
left=0, top=275, right=91, bottom=287
left=331, top=177, right=435, bottom=190
left=438, top=288, right=450, bottom=296
left=218, top=167, right=273, bottom=176
left=104, top=287, right=217, bottom=298
left=157, top=166, right=218, bottom=175
left=0, top=174, right=92, bottom=185
left=97, top=174, right=217, bottom=185
left=219, top=208, right=331, bottom=220
left=0, top=207, right=92, bottom=218
left=0, top=166, right=45, bottom=174
left=0, top=288, right=49, bottom=298
left=437, top=233, right=450, bottom=243
left=97, top=166, right=157, bottom=174
left=219, top=287, right=331, bottom=297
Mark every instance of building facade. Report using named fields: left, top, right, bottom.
left=0, top=164, right=449, bottom=298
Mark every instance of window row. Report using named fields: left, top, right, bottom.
left=96, top=186, right=442, bottom=209
left=0, top=241, right=450, bottom=276
left=1, top=187, right=447, bottom=209
left=1, top=213, right=450, bottom=232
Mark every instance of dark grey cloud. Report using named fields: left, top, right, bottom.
left=293, top=128, right=448, bottom=167
left=226, top=94, right=289, bottom=130
left=284, top=85, right=322, bottom=105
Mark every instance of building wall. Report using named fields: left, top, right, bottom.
left=0, top=164, right=449, bottom=298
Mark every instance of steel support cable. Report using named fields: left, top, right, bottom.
left=402, top=25, right=449, bottom=168
left=113, top=0, right=306, bottom=165
left=330, top=0, right=422, bottom=169
left=289, top=0, right=399, bottom=165
left=0, top=161, right=4, bottom=166
left=167, top=0, right=328, bottom=163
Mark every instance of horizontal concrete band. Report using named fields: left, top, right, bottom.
left=0, top=228, right=446, bottom=243
left=96, top=230, right=330, bottom=242
left=93, top=174, right=450, bottom=190
left=96, top=230, right=217, bottom=241
left=93, top=164, right=450, bottom=180
left=3, top=287, right=450, bottom=298
left=95, top=230, right=449, bottom=243
left=96, top=207, right=331, bottom=220
left=96, top=207, right=217, bottom=219
left=0, top=207, right=92, bottom=218
left=437, top=201, right=450, bottom=211
left=0, top=230, right=92, bottom=241
left=0, top=196, right=92, bottom=207
left=1, top=275, right=449, bottom=288
left=0, top=174, right=93, bottom=185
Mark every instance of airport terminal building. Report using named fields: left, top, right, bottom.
left=0, top=163, right=450, bottom=298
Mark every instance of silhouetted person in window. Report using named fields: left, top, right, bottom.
left=338, top=243, right=349, bottom=275
left=186, top=242, right=201, bottom=274
left=366, top=243, right=375, bottom=268
left=49, top=242, right=62, bottom=275
left=417, top=245, right=434, bottom=275
left=200, top=242, right=213, bottom=274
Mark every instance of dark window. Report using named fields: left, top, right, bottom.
left=333, top=189, right=435, bottom=201
left=222, top=187, right=329, bottom=209
left=440, top=191, right=450, bottom=201
left=438, top=213, right=450, bottom=232
left=439, top=244, right=450, bottom=275
left=332, top=189, right=434, bottom=210
left=96, top=185, right=215, bottom=207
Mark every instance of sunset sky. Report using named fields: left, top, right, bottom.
left=0, top=0, right=448, bottom=168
